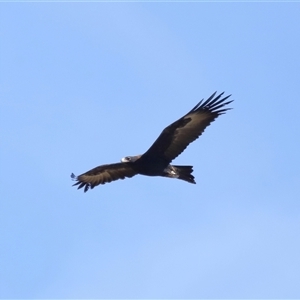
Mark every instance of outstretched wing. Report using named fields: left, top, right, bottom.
left=71, top=163, right=137, bottom=192
left=142, top=92, right=233, bottom=163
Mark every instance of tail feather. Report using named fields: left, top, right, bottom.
left=172, top=165, right=196, bottom=184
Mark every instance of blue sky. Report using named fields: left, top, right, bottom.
left=1, top=2, right=300, bottom=298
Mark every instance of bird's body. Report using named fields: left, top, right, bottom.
left=71, top=91, right=233, bottom=192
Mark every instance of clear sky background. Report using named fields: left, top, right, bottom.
left=1, top=2, right=300, bottom=299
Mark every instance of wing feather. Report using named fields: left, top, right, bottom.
left=71, top=162, right=137, bottom=192
left=142, top=92, right=233, bottom=163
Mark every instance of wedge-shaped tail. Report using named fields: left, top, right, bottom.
left=163, top=165, right=195, bottom=184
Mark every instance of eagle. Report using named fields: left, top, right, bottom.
left=71, top=91, right=233, bottom=192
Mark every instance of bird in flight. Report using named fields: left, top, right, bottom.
left=71, top=91, right=233, bottom=192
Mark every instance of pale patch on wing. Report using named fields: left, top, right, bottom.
left=163, top=110, right=221, bottom=159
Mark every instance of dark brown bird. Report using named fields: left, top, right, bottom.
left=71, top=91, right=233, bottom=192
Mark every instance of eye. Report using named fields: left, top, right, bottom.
left=125, top=157, right=131, bottom=161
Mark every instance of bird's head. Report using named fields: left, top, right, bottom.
left=121, top=155, right=141, bottom=163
